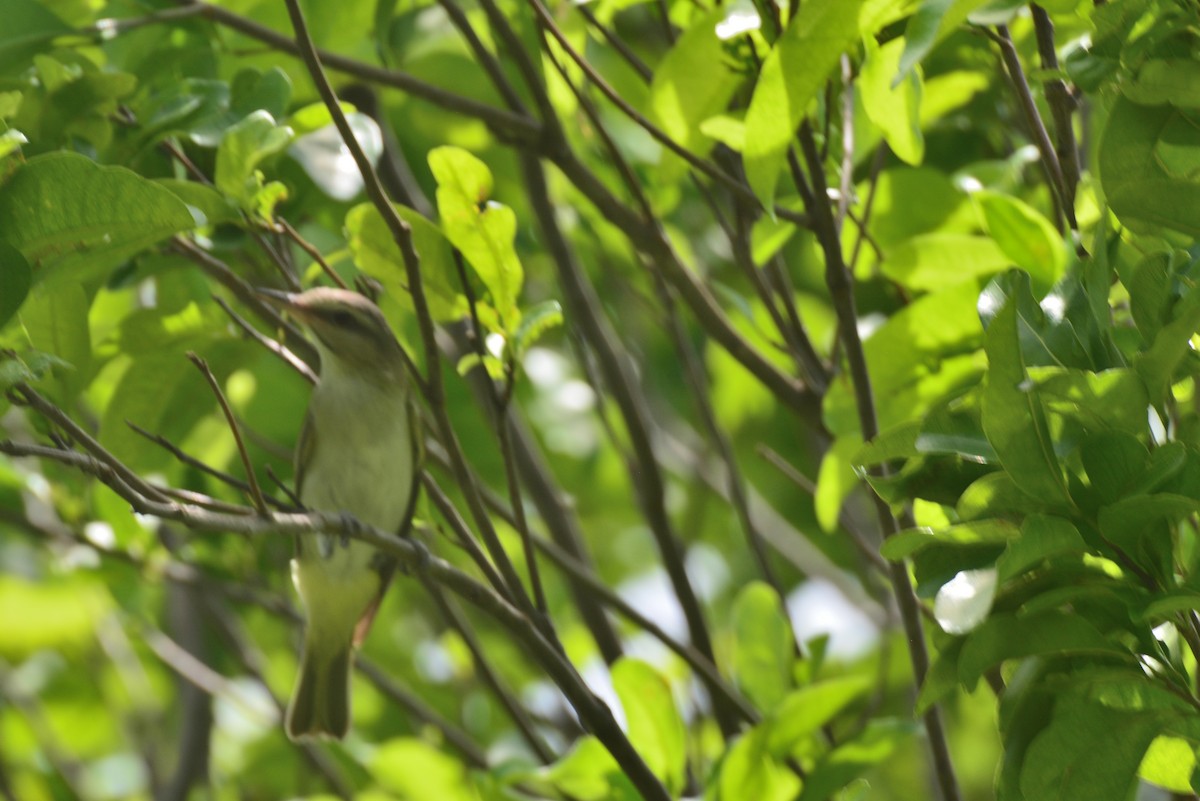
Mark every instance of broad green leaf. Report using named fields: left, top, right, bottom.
left=428, top=146, right=524, bottom=329
left=0, top=152, right=196, bottom=284
left=1139, top=736, right=1197, bottom=793
left=731, top=582, right=794, bottom=709
left=187, top=68, right=292, bottom=147
left=0, top=575, right=111, bottom=658
left=880, top=519, right=1018, bottom=561
left=853, top=421, right=921, bottom=466
left=798, top=719, right=916, bottom=801
left=815, top=434, right=860, bottom=532
left=958, top=611, right=1122, bottom=688
left=157, top=180, right=241, bottom=227
left=650, top=7, right=744, bottom=155
left=765, top=677, right=872, bottom=756
left=371, top=738, right=476, bottom=801
left=0, top=0, right=72, bottom=74
left=99, top=341, right=249, bottom=471
left=611, top=658, right=685, bottom=793
left=897, top=0, right=992, bottom=79
left=542, top=736, right=634, bottom=801
left=0, top=240, right=31, bottom=330
left=978, top=271, right=1106, bottom=371
left=214, top=110, right=293, bottom=212
left=860, top=36, right=924, bottom=165
left=1100, top=96, right=1200, bottom=237
left=713, top=727, right=800, bottom=801
left=345, top=202, right=467, bottom=322
left=981, top=290, right=1070, bottom=505
left=1125, top=59, right=1200, bottom=107
left=1098, top=494, right=1200, bottom=554
left=18, top=282, right=90, bottom=399
left=976, top=192, right=1066, bottom=293
left=1128, top=251, right=1173, bottom=343
left=824, top=280, right=985, bottom=436
left=881, top=233, right=1009, bottom=292
left=1135, top=284, right=1200, bottom=406
left=1019, top=694, right=1159, bottom=801
left=1032, top=368, right=1149, bottom=437
left=742, top=0, right=865, bottom=209
left=995, top=515, right=1086, bottom=581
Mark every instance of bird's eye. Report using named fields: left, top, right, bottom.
left=329, top=310, right=356, bottom=328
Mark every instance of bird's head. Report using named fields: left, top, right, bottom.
left=258, top=287, right=406, bottom=383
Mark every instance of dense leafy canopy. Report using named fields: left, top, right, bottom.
left=4, top=0, right=1200, bottom=800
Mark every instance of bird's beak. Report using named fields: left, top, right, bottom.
left=255, top=287, right=300, bottom=309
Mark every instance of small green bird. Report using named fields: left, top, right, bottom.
left=260, top=287, right=419, bottom=741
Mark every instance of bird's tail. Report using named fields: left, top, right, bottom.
left=285, top=635, right=352, bottom=741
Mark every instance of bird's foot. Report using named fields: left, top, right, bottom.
left=338, top=512, right=362, bottom=547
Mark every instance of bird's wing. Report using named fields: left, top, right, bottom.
left=294, top=409, right=317, bottom=499
left=352, top=392, right=423, bottom=647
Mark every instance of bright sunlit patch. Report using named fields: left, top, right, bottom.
left=288, top=113, right=383, bottom=201
left=1040, top=292, right=1066, bottom=322
left=716, top=1, right=762, bottom=40
left=934, top=568, right=997, bottom=634
left=554, top=379, right=595, bottom=413
left=523, top=347, right=567, bottom=387
left=84, top=522, right=115, bottom=549
left=787, top=578, right=880, bottom=661
left=94, top=18, right=119, bottom=40
left=956, top=175, right=984, bottom=194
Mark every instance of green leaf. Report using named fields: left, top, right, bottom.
left=649, top=7, right=744, bottom=156
left=958, top=611, right=1122, bottom=689
left=881, top=233, right=1009, bottom=292
left=976, top=192, right=1066, bottom=293
left=611, top=658, right=685, bottom=794
left=541, top=736, right=632, bottom=801
left=1018, top=694, right=1159, bottom=801
left=1139, top=736, right=1197, bottom=793
left=0, top=152, right=197, bottom=284
left=995, top=515, right=1086, bottom=581
left=99, top=341, right=249, bottom=471
left=825, top=280, right=984, bottom=436
left=157, top=180, right=241, bottom=227
left=978, top=271, right=1106, bottom=371
left=714, top=727, right=801, bottom=801
left=764, top=677, right=872, bottom=757
left=1033, top=368, right=1149, bottom=437
left=981, top=288, right=1070, bottom=505
left=880, top=518, right=1018, bottom=561
left=18, top=282, right=90, bottom=399
left=0, top=240, right=31, bottom=330
left=1099, top=96, right=1200, bottom=238
left=0, top=575, right=112, bottom=659
left=214, top=110, right=293, bottom=212
left=731, top=582, right=794, bottom=709
left=428, top=146, right=524, bottom=328
left=0, top=0, right=71, bottom=74
left=513, top=300, right=563, bottom=358
left=742, top=0, right=866, bottom=209
left=1135, top=284, right=1200, bottom=406
left=1128, top=251, right=1173, bottom=343
left=897, top=0, right=992, bottom=79
left=798, top=719, right=916, bottom=801
left=1125, top=59, right=1200, bottom=107
left=814, top=434, right=860, bottom=532
left=371, top=738, right=476, bottom=801
left=345, top=201, right=467, bottom=322
left=860, top=36, right=924, bottom=165
left=455, top=351, right=505, bottom=379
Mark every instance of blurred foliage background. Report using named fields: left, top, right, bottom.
left=3, top=0, right=1200, bottom=799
